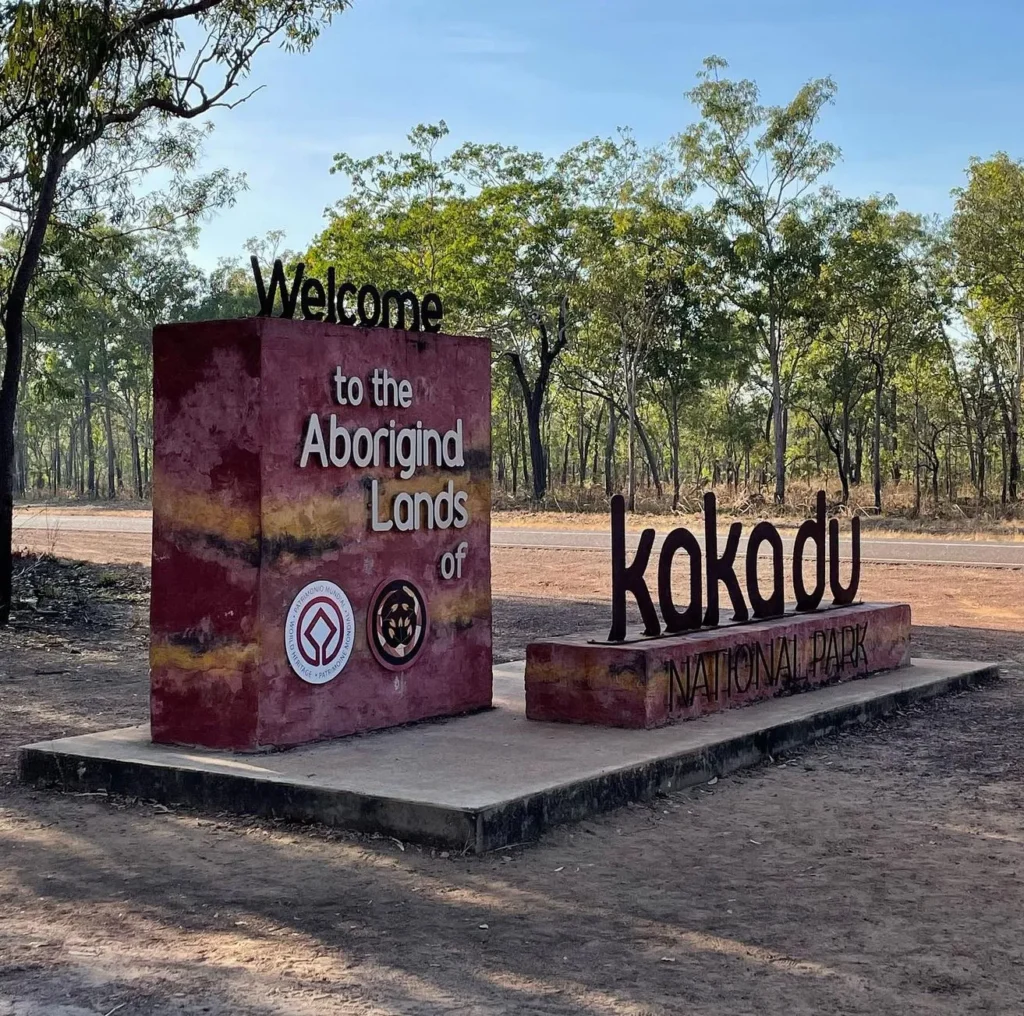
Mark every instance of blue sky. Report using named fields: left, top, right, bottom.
left=191, top=0, right=1024, bottom=269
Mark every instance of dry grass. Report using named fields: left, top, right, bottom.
left=494, top=480, right=1024, bottom=538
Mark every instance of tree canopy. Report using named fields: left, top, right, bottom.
left=5, top=52, right=1024, bottom=616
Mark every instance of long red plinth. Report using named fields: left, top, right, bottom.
left=150, top=317, right=492, bottom=750
left=525, top=602, right=910, bottom=728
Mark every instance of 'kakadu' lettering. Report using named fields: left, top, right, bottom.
left=609, top=490, right=861, bottom=641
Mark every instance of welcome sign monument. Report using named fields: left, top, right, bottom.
left=149, top=261, right=492, bottom=749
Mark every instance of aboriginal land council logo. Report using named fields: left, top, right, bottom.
left=368, top=579, right=427, bottom=671
left=285, top=580, right=355, bottom=684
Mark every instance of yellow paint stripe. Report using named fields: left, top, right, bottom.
left=154, top=469, right=259, bottom=543
left=151, top=642, right=258, bottom=673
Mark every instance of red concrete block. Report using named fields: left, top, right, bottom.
left=525, top=602, right=911, bottom=728
left=150, top=318, right=492, bottom=750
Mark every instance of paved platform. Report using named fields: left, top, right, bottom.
left=20, top=658, right=998, bottom=852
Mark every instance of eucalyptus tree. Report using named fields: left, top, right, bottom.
left=11, top=221, right=200, bottom=500
left=819, top=196, right=936, bottom=509
left=553, top=133, right=687, bottom=508
left=454, top=136, right=604, bottom=502
left=645, top=224, right=754, bottom=508
left=112, top=230, right=204, bottom=495
left=898, top=341, right=959, bottom=512
left=307, top=123, right=496, bottom=329
left=0, top=0, right=348, bottom=621
left=309, top=123, right=594, bottom=502
left=677, top=56, right=840, bottom=504
left=793, top=313, right=872, bottom=504
left=951, top=153, right=1024, bottom=501
left=192, top=232, right=288, bottom=321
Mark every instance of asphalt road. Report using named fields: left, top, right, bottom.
left=12, top=511, right=1024, bottom=568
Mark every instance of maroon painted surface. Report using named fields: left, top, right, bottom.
left=150, top=318, right=492, bottom=750
left=525, top=603, right=911, bottom=729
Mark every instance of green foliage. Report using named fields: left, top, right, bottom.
left=950, top=153, right=1024, bottom=499
left=8, top=51, right=1024, bottom=522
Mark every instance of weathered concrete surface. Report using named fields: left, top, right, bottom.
left=150, top=318, right=492, bottom=750
left=525, top=602, right=911, bottom=728
left=21, top=657, right=996, bottom=853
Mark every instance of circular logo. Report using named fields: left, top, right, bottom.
left=368, top=579, right=427, bottom=670
left=285, top=580, right=355, bottom=684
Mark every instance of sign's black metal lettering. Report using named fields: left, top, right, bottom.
left=608, top=490, right=861, bottom=642
left=252, top=258, right=443, bottom=333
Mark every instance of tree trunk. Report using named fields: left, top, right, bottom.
left=542, top=401, right=552, bottom=494
left=604, top=399, right=617, bottom=497
left=14, top=422, right=27, bottom=497
left=669, top=391, right=680, bottom=511
left=626, top=359, right=637, bottom=511
left=631, top=411, right=663, bottom=501
left=841, top=407, right=852, bottom=499
left=831, top=434, right=850, bottom=504
left=913, top=391, right=922, bottom=517
left=872, top=370, right=883, bottom=513
left=0, top=151, right=62, bottom=624
left=1001, top=437, right=1008, bottom=505
left=54, top=420, right=62, bottom=493
left=581, top=420, right=592, bottom=487
left=978, top=432, right=987, bottom=501
left=1010, top=427, right=1020, bottom=502
left=1007, top=321, right=1015, bottom=499
left=99, top=349, right=117, bottom=500
left=770, top=317, right=786, bottom=505
left=506, top=403, right=518, bottom=495
left=576, top=394, right=587, bottom=487
left=507, top=302, right=570, bottom=504
left=83, top=372, right=97, bottom=499
left=131, top=429, right=143, bottom=500
left=853, top=420, right=864, bottom=486
left=1009, top=321, right=1021, bottom=502
left=525, top=401, right=546, bottom=502
left=67, top=419, right=78, bottom=493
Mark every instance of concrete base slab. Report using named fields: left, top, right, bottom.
left=20, top=658, right=997, bottom=853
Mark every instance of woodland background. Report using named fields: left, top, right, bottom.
left=7, top=57, right=1024, bottom=520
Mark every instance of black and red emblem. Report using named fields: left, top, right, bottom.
left=368, top=579, right=427, bottom=670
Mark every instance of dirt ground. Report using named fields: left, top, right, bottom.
left=2, top=552, right=1024, bottom=1015
left=12, top=528, right=152, bottom=566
